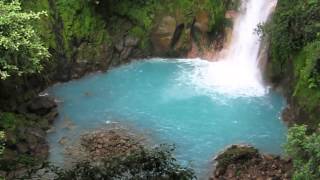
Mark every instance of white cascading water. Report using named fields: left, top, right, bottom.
left=189, top=0, right=277, bottom=97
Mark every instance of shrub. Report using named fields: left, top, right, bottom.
left=53, top=145, right=195, bottom=180
left=285, top=124, right=320, bottom=180
left=0, top=0, right=50, bottom=79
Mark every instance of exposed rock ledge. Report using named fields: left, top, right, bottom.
left=63, top=126, right=147, bottom=166
left=211, top=145, right=293, bottom=180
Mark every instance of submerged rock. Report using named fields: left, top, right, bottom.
left=58, top=137, right=69, bottom=145
left=81, top=129, right=143, bottom=159
left=61, top=116, right=77, bottom=130
left=211, top=144, right=293, bottom=180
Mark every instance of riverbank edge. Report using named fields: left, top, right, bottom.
left=210, top=144, right=293, bottom=180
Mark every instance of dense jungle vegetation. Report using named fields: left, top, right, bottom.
left=264, top=0, right=320, bottom=179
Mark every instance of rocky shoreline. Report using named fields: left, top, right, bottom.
left=211, top=145, right=293, bottom=180
left=1, top=94, right=293, bottom=180
left=0, top=96, right=58, bottom=179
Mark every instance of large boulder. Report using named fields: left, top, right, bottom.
left=151, top=16, right=177, bottom=54
left=0, top=113, right=51, bottom=179
left=27, top=96, right=57, bottom=116
left=213, top=144, right=259, bottom=177
left=211, top=144, right=293, bottom=180
left=113, top=36, right=140, bottom=65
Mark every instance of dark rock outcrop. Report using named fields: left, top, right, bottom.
left=0, top=114, right=51, bottom=179
left=211, top=145, right=293, bottom=180
left=0, top=95, right=58, bottom=179
left=152, top=16, right=178, bottom=54
left=114, top=36, right=140, bottom=64
left=27, top=96, right=57, bottom=116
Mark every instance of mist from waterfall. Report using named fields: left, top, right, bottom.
left=189, top=0, right=277, bottom=97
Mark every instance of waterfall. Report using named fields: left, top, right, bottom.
left=189, top=0, right=277, bottom=97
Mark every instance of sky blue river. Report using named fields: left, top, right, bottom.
left=47, top=58, right=287, bottom=176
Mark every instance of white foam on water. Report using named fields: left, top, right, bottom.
left=185, top=0, right=277, bottom=97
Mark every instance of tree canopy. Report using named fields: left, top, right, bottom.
left=0, top=0, right=49, bottom=80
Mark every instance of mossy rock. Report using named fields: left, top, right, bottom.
left=0, top=112, right=50, bottom=176
left=214, top=144, right=259, bottom=176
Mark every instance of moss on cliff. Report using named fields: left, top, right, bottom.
left=22, top=0, right=110, bottom=81
left=292, top=41, right=320, bottom=126
left=56, top=0, right=109, bottom=58
left=265, top=0, right=320, bottom=126
left=18, top=0, right=233, bottom=80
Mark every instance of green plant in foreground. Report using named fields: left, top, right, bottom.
left=0, top=0, right=50, bottom=80
left=0, top=131, right=4, bottom=156
left=285, top=124, right=320, bottom=180
left=53, top=145, right=195, bottom=180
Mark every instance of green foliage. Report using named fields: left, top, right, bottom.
left=23, top=0, right=110, bottom=67
left=0, top=131, right=4, bottom=156
left=18, top=0, right=232, bottom=69
left=201, top=0, right=227, bottom=32
left=215, top=146, right=258, bottom=172
left=285, top=124, right=320, bottom=180
left=101, top=0, right=232, bottom=49
left=53, top=145, right=195, bottom=180
left=263, top=0, right=320, bottom=125
left=271, top=0, right=319, bottom=62
left=292, top=41, right=320, bottom=114
left=265, top=0, right=320, bottom=79
left=0, top=112, right=18, bottom=130
left=103, top=0, right=159, bottom=49
left=0, top=0, right=50, bottom=79
left=56, top=0, right=109, bottom=59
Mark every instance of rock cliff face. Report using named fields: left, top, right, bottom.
left=20, top=0, right=240, bottom=83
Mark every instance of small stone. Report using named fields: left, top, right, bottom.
left=58, top=137, right=68, bottom=145
left=46, top=127, right=56, bottom=134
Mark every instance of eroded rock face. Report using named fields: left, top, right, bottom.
left=71, top=43, right=112, bottom=79
left=211, top=145, right=293, bottom=180
left=152, top=16, right=177, bottom=54
left=114, top=36, right=140, bottom=62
